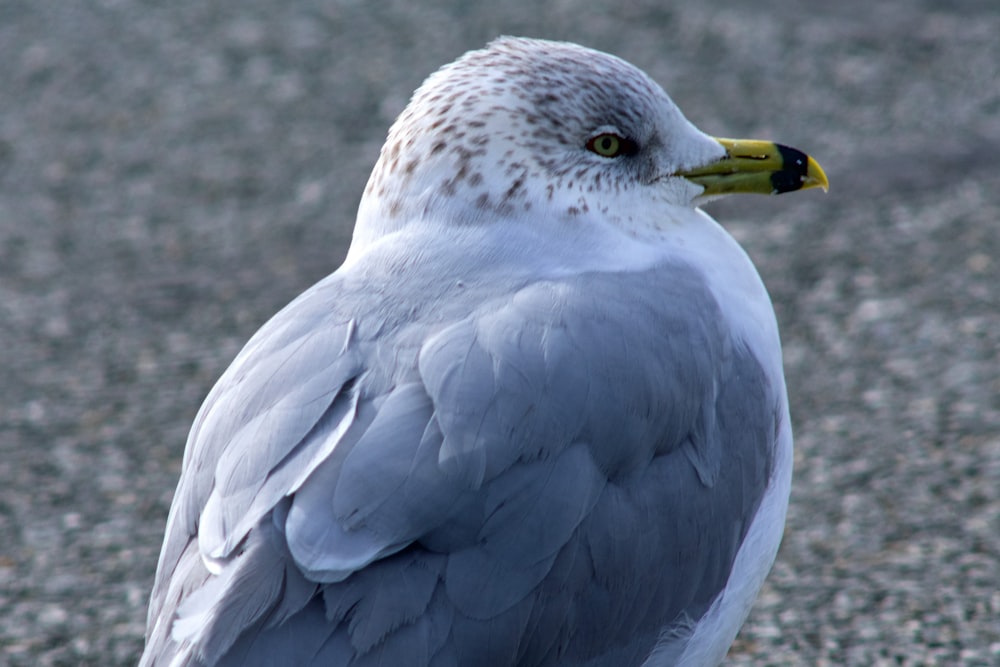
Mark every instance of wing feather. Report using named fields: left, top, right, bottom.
left=144, top=260, right=780, bottom=667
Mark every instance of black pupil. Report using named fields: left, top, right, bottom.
left=600, top=137, right=614, bottom=152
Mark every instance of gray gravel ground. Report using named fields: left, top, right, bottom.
left=2, top=1, right=998, bottom=665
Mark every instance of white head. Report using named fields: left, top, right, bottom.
left=350, top=37, right=726, bottom=253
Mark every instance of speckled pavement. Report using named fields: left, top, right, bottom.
left=1, top=2, right=998, bottom=665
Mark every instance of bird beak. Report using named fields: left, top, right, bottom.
left=678, top=138, right=829, bottom=196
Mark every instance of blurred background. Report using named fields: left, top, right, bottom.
left=1, top=1, right=998, bottom=664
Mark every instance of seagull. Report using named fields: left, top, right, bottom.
left=140, top=37, right=827, bottom=667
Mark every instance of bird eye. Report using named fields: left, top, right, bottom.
left=586, top=133, right=637, bottom=158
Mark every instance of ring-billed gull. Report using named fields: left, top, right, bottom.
left=141, top=37, right=827, bottom=667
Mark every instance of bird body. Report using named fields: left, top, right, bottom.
left=141, top=37, right=825, bottom=667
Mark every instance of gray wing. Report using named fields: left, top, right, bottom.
left=141, top=260, right=779, bottom=667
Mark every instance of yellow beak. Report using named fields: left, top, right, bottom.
left=678, top=138, right=829, bottom=196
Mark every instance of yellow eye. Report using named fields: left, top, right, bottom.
left=586, top=133, right=637, bottom=158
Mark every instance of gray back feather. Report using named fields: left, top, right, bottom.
left=141, top=249, right=778, bottom=667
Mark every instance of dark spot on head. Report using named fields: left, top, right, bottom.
left=469, top=172, right=483, bottom=186
left=505, top=161, right=524, bottom=176
left=476, top=193, right=491, bottom=209
left=504, top=178, right=524, bottom=201
left=567, top=206, right=580, bottom=216
left=431, top=141, right=446, bottom=155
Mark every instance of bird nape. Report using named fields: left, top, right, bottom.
left=141, top=37, right=826, bottom=667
